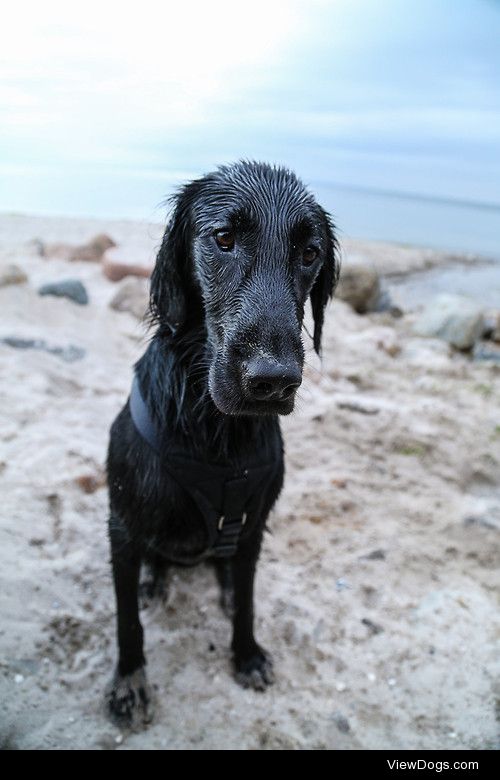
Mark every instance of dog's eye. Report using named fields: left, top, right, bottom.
left=302, top=246, right=319, bottom=266
left=214, top=229, right=235, bottom=252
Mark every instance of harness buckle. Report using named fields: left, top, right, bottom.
left=218, top=512, right=247, bottom=531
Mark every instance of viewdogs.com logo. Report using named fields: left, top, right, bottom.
left=387, top=761, right=479, bottom=772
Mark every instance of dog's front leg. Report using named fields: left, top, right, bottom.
left=231, top=532, right=275, bottom=691
left=105, top=516, right=154, bottom=728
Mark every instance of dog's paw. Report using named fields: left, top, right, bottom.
left=234, top=648, right=275, bottom=691
left=105, top=667, right=155, bottom=730
left=139, top=574, right=168, bottom=610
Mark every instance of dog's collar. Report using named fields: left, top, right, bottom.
left=128, top=373, right=278, bottom=562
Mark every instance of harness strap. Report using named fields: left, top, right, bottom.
left=129, top=374, right=260, bottom=559
left=130, top=375, right=163, bottom=452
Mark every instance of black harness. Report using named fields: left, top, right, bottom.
left=129, top=375, right=279, bottom=563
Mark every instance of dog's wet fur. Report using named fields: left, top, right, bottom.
left=105, top=161, right=339, bottom=728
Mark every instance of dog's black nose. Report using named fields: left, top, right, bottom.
left=243, top=359, right=302, bottom=402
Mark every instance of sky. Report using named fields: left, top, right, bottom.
left=0, top=0, right=499, bottom=248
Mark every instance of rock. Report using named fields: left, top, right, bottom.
left=0, top=264, right=28, bottom=287
left=376, top=333, right=401, bottom=357
left=371, top=287, right=402, bottom=317
left=2, top=336, right=42, bottom=350
left=335, top=264, right=380, bottom=313
left=38, top=279, right=89, bottom=305
left=413, top=294, right=484, bottom=350
left=40, top=234, right=116, bottom=262
left=48, top=344, right=86, bottom=362
left=482, top=311, right=500, bottom=343
left=361, top=548, right=386, bottom=561
left=109, top=278, right=149, bottom=319
left=102, top=246, right=153, bottom=282
left=1, top=337, right=85, bottom=362
left=103, top=259, right=152, bottom=282
left=361, top=617, right=384, bottom=635
left=75, top=471, right=106, bottom=494
left=336, top=398, right=380, bottom=415
left=331, top=711, right=351, bottom=733
left=473, top=341, right=500, bottom=364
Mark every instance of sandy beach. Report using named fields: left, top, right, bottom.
left=0, top=213, right=499, bottom=750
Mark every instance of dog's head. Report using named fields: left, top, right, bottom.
left=150, top=161, right=339, bottom=416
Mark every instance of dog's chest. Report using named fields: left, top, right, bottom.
left=149, top=452, right=282, bottom=564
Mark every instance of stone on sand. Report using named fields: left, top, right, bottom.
left=102, top=245, right=153, bottom=282
left=335, top=263, right=381, bottom=314
left=109, top=278, right=149, bottom=319
left=38, top=279, right=89, bottom=305
left=413, top=294, right=484, bottom=350
left=0, top=264, right=28, bottom=287
left=40, top=234, right=116, bottom=262
left=75, top=471, right=106, bottom=494
left=482, top=310, right=500, bottom=343
left=1, top=336, right=85, bottom=362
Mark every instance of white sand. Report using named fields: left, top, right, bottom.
left=0, top=214, right=499, bottom=750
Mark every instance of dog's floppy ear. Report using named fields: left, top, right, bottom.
left=310, top=207, right=340, bottom=355
left=149, top=185, right=197, bottom=332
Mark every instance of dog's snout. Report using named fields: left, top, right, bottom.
left=243, top=359, right=302, bottom=402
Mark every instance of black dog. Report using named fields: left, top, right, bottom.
left=105, top=161, right=339, bottom=727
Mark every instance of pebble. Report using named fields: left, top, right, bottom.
left=75, top=472, right=106, bottom=494
left=104, top=241, right=154, bottom=272
left=14, top=674, right=24, bottom=684
left=335, top=681, right=347, bottom=692
left=337, top=398, right=380, bottom=415
left=41, top=234, right=115, bottom=262
left=0, top=264, right=28, bottom=287
left=0, top=337, right=85, bottom=363
left=103, top=256, right=152, bottom=283
left=109, top=278, right=149, bottom=319
left=362, top=617, right=384, bottom=635
left=2, top=337, right=43, bottom=350
left=362, top=549, right=386, bottom=561
left=38, top=279, right=89, bottom=305
left=336, top=578, right=350, bottom=592
left=331, top=711, right=351, bottom=733
left=49, top=344, right=86, bottom=362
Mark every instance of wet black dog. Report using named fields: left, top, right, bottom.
left=105, top=161, right=339, bottom=727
